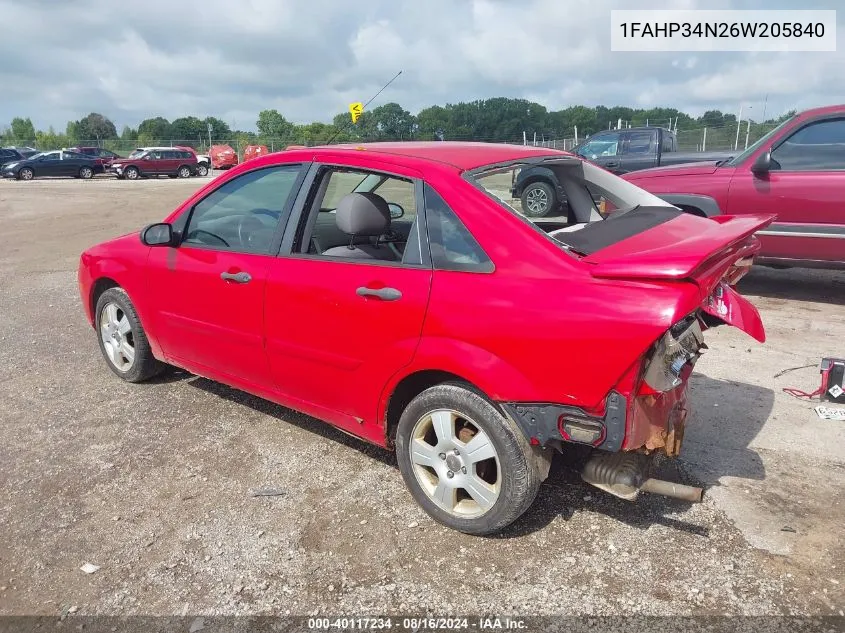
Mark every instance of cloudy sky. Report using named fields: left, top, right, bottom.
left=0, top=0, right=842, bottom=132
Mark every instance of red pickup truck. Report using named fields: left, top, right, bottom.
left=623, top=104, right=845, bottom=270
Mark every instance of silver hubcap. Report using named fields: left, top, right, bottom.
left=409, top=409, right=501, bottom=518
left=21, top=169, right=32, bottom=180
left=180, top=168, right=189, bottom=177
left=127, top=169, right=138, bottom=179
left=525, top=187, right=549, bottom=214
left=81, top=168, right=92, bottom=178
left=99, top=302, right=135, bottom=372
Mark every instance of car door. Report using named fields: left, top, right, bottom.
left=145, top=163, right=307, bottom=388
left=263, top=162, right=433, bottom=435
left=575, top=131, right=623, bottom=173
left=726, top=116, right=845, bottom=264
left=60, top=151, right=82, bottom=176
left=38, top=152, right=62, bottom=176
left=619, top=129, right=659, bottom=172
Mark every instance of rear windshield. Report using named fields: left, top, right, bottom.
left=467, top=157, right=678, bottom=256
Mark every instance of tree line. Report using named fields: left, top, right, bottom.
left=1, top=98, right=795, bottom=152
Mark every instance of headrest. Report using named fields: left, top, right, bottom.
left=335, top=192, right=391, bottom=236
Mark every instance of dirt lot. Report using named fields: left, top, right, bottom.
left=0, top=176, right=843, bottom=618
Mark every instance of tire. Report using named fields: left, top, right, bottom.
left=395, top=383, right=542, bottom=535
left=196, top=163, right=209, bottom=177
left=95, top=287, right=165, bottom=383
left=177, top=165, right=191, bottom=178
left=18, top=167, right=34, bottom=181
left=520, top=181, right=556, bottom=218
left=79, top=166, right=94, bottom=179
left=125, top=166, right=140, bottom=180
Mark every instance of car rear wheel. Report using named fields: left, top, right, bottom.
left=124, top=166, right=140, bottom=180
left=18, top=167, right=34, bottom=181
left=395, top=383, right=542, bottom=535
left=79, top=166, right=94, bottom=179
left=196, top=163, right=209, bottom=177
left=520, top=181, right=556, bottom=218
left=177, top=166, right=191, bottom=178
left=95, top=287, right=165, bottom=383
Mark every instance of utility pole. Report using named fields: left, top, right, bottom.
left=734, top=104, right=743, bottom=151
left=745, top=119, right=752, bottom=149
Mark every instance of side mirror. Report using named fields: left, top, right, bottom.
left=751, top=150, right=772, bottom=175
left=141, top=223, right=174, bottom=246
left=388, top=203, right=404, bottom=219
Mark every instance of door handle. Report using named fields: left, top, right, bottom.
left=220, top=271, right=252, bottom=283
left=605, top=161, right=620, bottom=168
left=356, top=286, right=402, bottom=301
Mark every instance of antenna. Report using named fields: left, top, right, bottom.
left=325, top=70, right=403, bottom=145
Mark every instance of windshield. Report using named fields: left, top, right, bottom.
left=725, top=114, right=797, bottom=166
left=128, top=150, right=147, bottom=159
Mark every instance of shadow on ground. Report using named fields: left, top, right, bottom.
left=681, top=373, right=774, bottom=484
left=738, top=266, right=845, bottom=306
left=175, top=372, right=773, bottom=540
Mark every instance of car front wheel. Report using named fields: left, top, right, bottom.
left=520, top=181, right=556, bottom=218
left=124, top=166, right=140, bottom=180
left=196, top=163, right=209, bottom=177
left=95, top=287, right=165, bottom=383
left=18, top=167, right=34, bottom=181
left=395, top=383, right=542, bottom=535
left=178, top=166, right=191, bottom=178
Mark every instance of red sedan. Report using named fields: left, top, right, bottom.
left=78, top=142, right=772, bottom=534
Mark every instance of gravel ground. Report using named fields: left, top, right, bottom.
left=0, top=176, right=843, bottom=619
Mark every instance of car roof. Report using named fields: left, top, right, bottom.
left=300, top=141, right=568, bottom=171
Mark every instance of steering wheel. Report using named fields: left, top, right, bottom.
left=189, top=229, right=229, bottom=247
left=236, top=215, right=268, bottom=248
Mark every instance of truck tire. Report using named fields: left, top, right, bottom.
left=520, top=181, right=556, bottom=218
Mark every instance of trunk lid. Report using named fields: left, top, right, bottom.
left=582, top=212, right=774, bottom=342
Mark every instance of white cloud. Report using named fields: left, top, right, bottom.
left=0, top=0, right=842, bottom=131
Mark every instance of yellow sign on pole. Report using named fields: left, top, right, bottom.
left=348, top=102, right=364, bottom=123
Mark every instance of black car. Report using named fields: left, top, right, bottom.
left=1, top=150, right=100, bottom=180
left=0, top=147, right=26, bottom=168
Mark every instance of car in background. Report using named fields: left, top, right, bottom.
left=209, top=144, right=239, bottom=169
left=623, top=104, right=845, bottom=270
left=0, top=147, right=27, bottom=168
left=511, top=127, right=734, bottom=217
left=129, top=146, right=209, bottom=176
left=78, top=141, right=771, bottom=535
left=1, top=150, right=100, bottom=180
left=71, top=146, right=123, bottom=170
left=110, top=148, right=199, bottom=180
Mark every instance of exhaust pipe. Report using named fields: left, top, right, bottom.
left=580, top=451, right=703, bottom=502
left=640, top=478, right=703, bottom=502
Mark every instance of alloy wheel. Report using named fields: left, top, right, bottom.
left=525, top=186, right=549, bottom=215
left=408, top=409, right=501, bottom=518
left=99, top=302, right=135, bottom=372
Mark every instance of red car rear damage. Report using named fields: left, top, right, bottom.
left=77, top=142, right=771, bottom=534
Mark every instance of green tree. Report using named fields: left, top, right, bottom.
left=416, top=105, right=450, bottom=140
left=137, top=117, right=171, bottom=140
left=204, top=116, right=231, bottom=138
left=75, top=112, right=118, bottom=141
left=10, top=117, right=36, bottom=142
left=34, top=126, right=69, bottom=151
left=256, top=109, right=294, bottom=140
left=170, top=116, right=206, bottom=143
left=120, top=125, right=138, bottom=140
left=369, top=102, right=416, bottom=140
